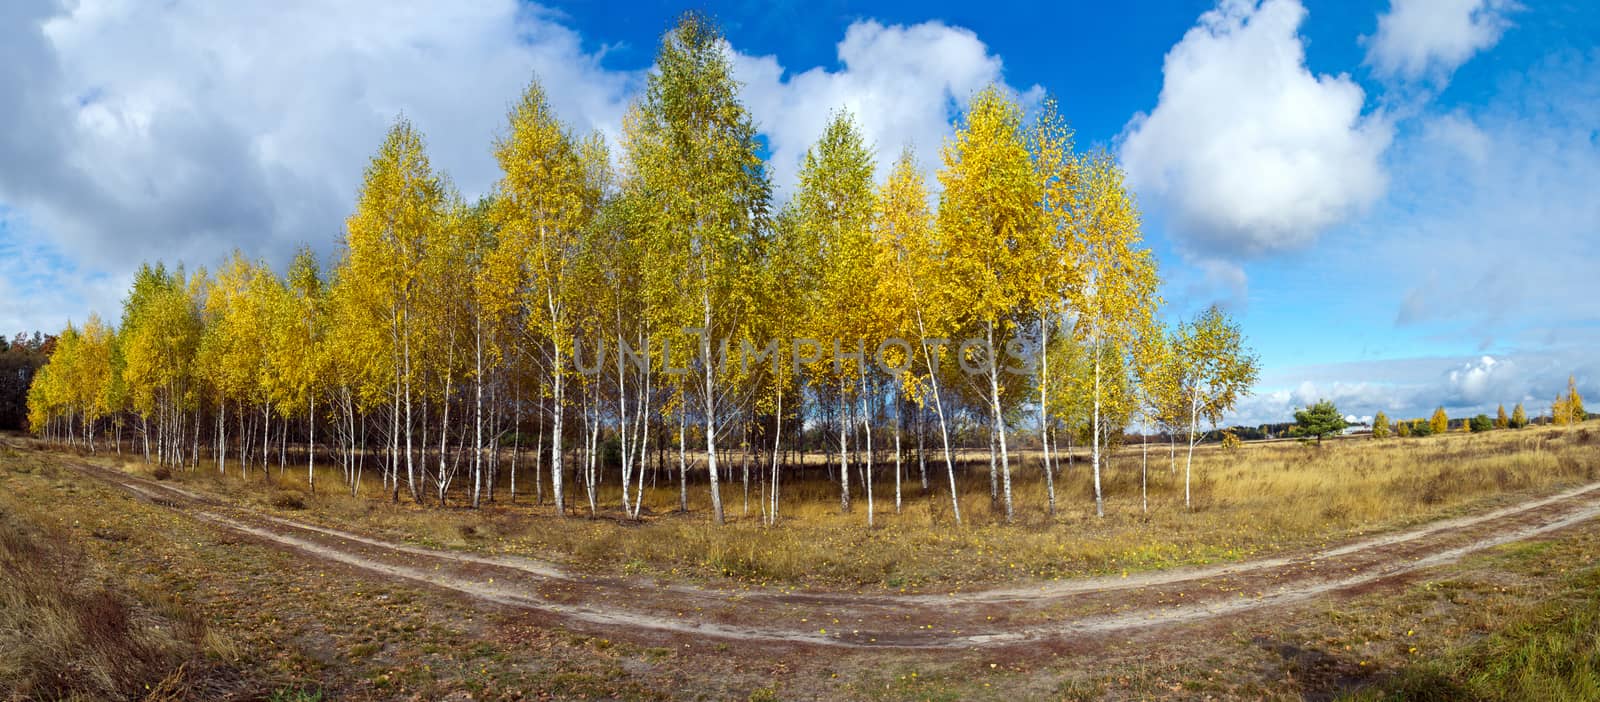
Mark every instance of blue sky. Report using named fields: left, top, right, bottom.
left=1, top=0, right=1596, bottom=425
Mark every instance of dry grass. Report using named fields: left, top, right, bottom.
left=143, top=421, right=1600, bottom=591
left=0, top=457, right=239, bottom=700
left=6, top=434, right=1600, bottom=699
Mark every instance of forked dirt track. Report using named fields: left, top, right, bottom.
left=32, top=445, right=1600, bottom=651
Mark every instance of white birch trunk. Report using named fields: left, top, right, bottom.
left=1039, top=315, right=1055, bottom=516
left=1092, top=332, right=1105, bottom=518
left=838, top=385, right=851, bottom=514
left=914, top=310, right=961, bottom=526
left=700, top=291, right=724, bottom=525
left=550, top=345, right=566, bottom=516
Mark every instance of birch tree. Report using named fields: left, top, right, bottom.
left=794, top=111, right=878, bottom=522
left=879, top=150, right=965, bottom=525
left=493, top=78, right=591, bottom=517
left=623, top=14, right=771, bottom=525
left=936, top=86, right=1040, bottom=523
left=1066, top=151, right=1159, bottom=517
left=1027, top=97, right=1084, bottom=516
left=1177, top=305, right=1259, bottom=509
left=344, top=117, right=444, bottom=503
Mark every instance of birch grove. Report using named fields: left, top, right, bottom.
left=25, top=13, right=1262, bottom=526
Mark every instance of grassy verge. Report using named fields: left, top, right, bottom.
left=1343, top=559, right=1600, bottom=701
left=0, top=451, right=245, bottom=700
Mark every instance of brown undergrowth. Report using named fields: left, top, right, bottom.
left=0, top=450, right=246, bottom=701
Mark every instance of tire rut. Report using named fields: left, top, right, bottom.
left=39, top=447, right=1600, bottom=650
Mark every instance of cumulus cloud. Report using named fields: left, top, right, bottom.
left=1363, top=0, right=1517, bottom=83
left=0, top=0, right=638, bottom=332
left=1445, top=355, right=1513, bottom=405
left=1228, top=347, right=1600, bottom=426
left=1439, top=352, right=1595, bottom=411
left=0, top=3, right=1036, bottom=334
left=732, top=20, right=1036, bottom=199
left=1229, top=378, right=1420, bottom=427
left=1119, top=0, right=1392, bottom=257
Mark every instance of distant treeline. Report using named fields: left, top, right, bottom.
left=0, top=333, right=54, bottom=431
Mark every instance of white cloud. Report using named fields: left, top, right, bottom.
left=1375, top=52, right=1600, bottom=333
left=1364, top=0, right=1516, bottom=83
left=0, top=211, right=130, bottom=337
left=0, top=0, right=637, bottom=332
left=1228, top=345, right=1600, bottom=426
left=1119, top=0, right=1392, bottom=257
left=732, top=20, right=1036, bottom=199
left=0, top=3, right=1034, bottom=334
left=1446, top=355, right=1508, bottom=404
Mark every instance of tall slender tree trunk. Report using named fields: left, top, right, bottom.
left=239, top=402, right=248, bottom=478
left=1092, top=334, right=1105, bottom=518
left=740, top=423, right=750, bottom=517
left=677, top=409, right=688, bottom=513
left=1141, top=420, right=1149, bottom=514
left=700, top=292, right=724, bottom=525
left=631, top=362, right=650, bottom=519
left=987, top=421, right=998, bottom=505
left=308, top=396, right=316, bottom=492
left=914, top=311, right=961, bottom=526
left=616, top=330, right=632, bottom=516
left=893, top=387, right=903, bottom=514
left=917, top=405, right=928, bottom=491
left=403, top=326, right=418, bottom=503
left=391, top=376, right=401, bottom=502
left=262, top=405, right=271, bottom=477
left=509, top=381, right=519, bottom=504
left=550, top=347, right=566, bottom=516
left=438, top=375, right=453, bottom=507
left=356, top=406, right=367, bottom=497
left=988, top=323, right=1013, bottom=523
left=534, top=397, right=545, bottom=505
left=1040, top=315, right=1056, bottom=516
left=838, top=384, right=851, bottom=514
left=769, top=385, right=783, bottom=525
left=1185, top=391, right=1200, bottom=510
left=278, top=410, right=287, bottom=475
left=217, top=402, right=226, bottom=474
left=473, top=323, right=484, bottom=509
left=584, top=388, right=599, bottom=516
left=861, top=382, right=874, bottom=528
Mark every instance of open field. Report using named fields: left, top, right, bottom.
left=2, top=424, right=1599, bottom=699
left=36, top=422, right=1599, bottom=593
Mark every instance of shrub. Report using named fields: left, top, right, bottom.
left=1220, top=431, right=1241, bottom=451
left=0, top=509, right=193, bottom=699
left=269, top=492, right=305, bottom=510
left=1470, top=414, right=1494, bottom=433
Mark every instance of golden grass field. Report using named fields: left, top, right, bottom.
left=4, top=422, right=1599, bottom=700
left=134, top=421, right=1600, bottom=591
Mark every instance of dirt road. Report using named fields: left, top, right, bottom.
left=45, top=447, right=1600, bottom=650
